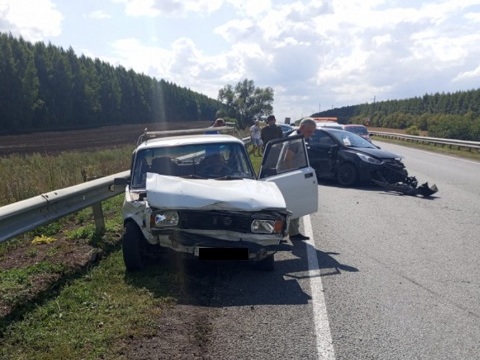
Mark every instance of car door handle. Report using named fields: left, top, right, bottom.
left=305, top=172, right=314, bottom=179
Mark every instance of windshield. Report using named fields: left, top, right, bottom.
left=329, top=130, right=376, bottom=148
left=130, top=142, right=255, bottom=188
left=309, top=129, right=376, bottom=149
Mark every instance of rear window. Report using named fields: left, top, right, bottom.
left=344, top=126, right=368, bottom=135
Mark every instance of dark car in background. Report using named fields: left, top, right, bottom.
left=279, top=123, right=296, bottom=136
left=341, top=124, right=372, bottom=143
left=307, top=128, right=407, bottom=186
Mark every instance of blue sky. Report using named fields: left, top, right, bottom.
left=1, top=0, right=480, bottom=122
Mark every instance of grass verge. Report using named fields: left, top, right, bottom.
left=1, top=250, right=177, bottom=360
left=372, top=135, right=480, bottom=162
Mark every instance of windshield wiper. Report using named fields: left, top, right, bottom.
left=215, top=175, right=245, bottom=180
left=182, top=174, right=208, bottom=179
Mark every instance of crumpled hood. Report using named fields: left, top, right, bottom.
left=145, top=173, right=286, bottom=211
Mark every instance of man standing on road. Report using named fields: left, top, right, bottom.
left=284, top=117, right=317, bottom=241
left=260, top=115, right=283, bottom=149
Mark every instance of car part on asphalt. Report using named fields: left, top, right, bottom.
left=373, top=176, right=439, bottom=197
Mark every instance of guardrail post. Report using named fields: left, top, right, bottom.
left=92, top=203, right=105, bottom=235
left=82, top=170, right=105, bottom=235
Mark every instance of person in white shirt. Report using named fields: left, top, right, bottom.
left=249, top=120, right=263, bottom=156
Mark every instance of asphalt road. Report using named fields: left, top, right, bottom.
left=184, top=142, right=480, bottom=360
left=314, top=142, right=480, bottom=360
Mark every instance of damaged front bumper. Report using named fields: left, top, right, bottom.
left=155, top=230, right=292, bottom=261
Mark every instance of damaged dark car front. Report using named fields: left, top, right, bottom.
left=307, top=128, right=408, bottom=187
left=306, top=128, right=438, bottom=197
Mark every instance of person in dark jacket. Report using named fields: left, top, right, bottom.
left=260, top=115, right=283, bottom=148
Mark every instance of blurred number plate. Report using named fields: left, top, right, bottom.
left=196, top=247, right=248, bottom=260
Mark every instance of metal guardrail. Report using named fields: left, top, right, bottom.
left=370, top=131, right=480, bottom=152
left=0, top=170, right=130, bottom=244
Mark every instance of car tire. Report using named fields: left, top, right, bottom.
left=254, top=254, right=275, bottom=271
left=122, top=222, right=146, bottom=271
left=337, top=162, right=358, bottom=186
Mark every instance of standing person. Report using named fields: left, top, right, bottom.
left=284, top=117, right=317, bottom=241
left=260, top=115, right=283, bottom=149
left=249, top=120, right=263, bottom=156
left=204, top=118, right=225, bottom=134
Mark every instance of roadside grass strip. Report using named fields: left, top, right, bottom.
left=0, top=251, right=176, bottom=360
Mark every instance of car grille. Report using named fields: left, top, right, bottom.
left=174, top=210, right=284, bottom=233
left=377, top=160, right=407, bottom=183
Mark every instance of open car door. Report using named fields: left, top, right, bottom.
left=258, top=135, right=318, bottom=218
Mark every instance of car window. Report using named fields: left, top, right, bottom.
left=258, top=135, right=309, bottom=178
left=309, top=130, right=335, bottom=146
left=329, top=131, right=375, bottom=148
left=130, top=142, right=255, bottom=187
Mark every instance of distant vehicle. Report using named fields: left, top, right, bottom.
left=114, top=128, right=318, bottom=271
left=315, top=122, right=343, bottom=130
left=300, top=117, right=341, bottom=129
left=279, top=123, right=295, bottom=135
left=342, top=124, right=372, bottom=143
left=306, top=128, right=407, bottom=186
left=309, top=116, right=338, bottom=122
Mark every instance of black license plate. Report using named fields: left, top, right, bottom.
left=198, top=247, right=248, bottom=261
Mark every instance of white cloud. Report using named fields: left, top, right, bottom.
left=0, top=0, right=62, bottom=41
left=108, top=37, right=173, bottom=75
left=111, top=0, right=223, bottom=17
left=87, top=10, right=111, bottom=20
left=453, top=65, right=480, bottom=82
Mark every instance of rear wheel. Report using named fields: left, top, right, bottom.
left=253, top=254, right=275, bottom=271
left=122, top=222, right=147, bottom=271
left=337, top=162, right=358, bottom=186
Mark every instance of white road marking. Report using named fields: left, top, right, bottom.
left=303, top=215, right=336, bottom=360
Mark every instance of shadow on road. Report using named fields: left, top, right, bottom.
left=125, top=239, right=358, bottom=308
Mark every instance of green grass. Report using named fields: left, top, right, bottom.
left=372, top=135, right=480, bottom=162
left=0, top=261, right=67, bottom=307
left=0, top=147, right=132, bottom=206
left=0, top=252, right=176, bottom=360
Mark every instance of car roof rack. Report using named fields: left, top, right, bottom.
left=136, top=126, right=236, bottom=145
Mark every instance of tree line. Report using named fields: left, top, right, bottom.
left=315, top=90, right=480, bottom=141
left=3, top=31, right=479, bottom=140
left=0, top=32, right=224, bottom=135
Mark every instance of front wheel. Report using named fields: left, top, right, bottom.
left=122, top=222, right=147, bottom=271
left=336, top=162, right=357, bottom=187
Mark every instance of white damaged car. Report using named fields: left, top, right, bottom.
left=114, top=128, right=318, bottom=271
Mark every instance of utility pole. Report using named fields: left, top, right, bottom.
left=368, top=95, right=376, bottom=126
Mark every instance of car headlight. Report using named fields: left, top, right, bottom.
left=356, top=152, right=382, bottom=165
left=251, top=219, right=284, bottom=234
left=151, top=211, right=179, bottom=227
